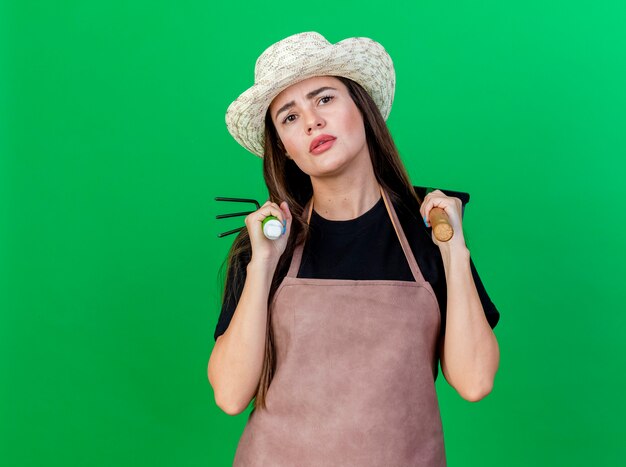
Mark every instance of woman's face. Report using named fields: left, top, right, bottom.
left=268, top=76, right=370, bottom=180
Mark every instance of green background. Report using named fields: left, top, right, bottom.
left=2, top=0, right=625, bottom=466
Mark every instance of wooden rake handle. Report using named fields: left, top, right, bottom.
left=428, top=207, right=453, bottom=242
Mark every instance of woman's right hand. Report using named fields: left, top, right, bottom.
left=245, top=200, right=292, bottom=267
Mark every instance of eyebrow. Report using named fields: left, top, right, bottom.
left=274, top=86, right=338, bottom=120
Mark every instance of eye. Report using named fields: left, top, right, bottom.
left=319, top=95, right=334, bottom=105
left=282, top=114, right=297, bottom=124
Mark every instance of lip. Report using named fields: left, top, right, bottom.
left=309, top=134, right=336, bottom=153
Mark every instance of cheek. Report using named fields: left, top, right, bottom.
left=282, top=138, right=299, bottom=155
left=342, top=105, right=366, bottom=137
left=345, top=117, right=367, bottom=147
left=275, top=127, right=295, bottom=149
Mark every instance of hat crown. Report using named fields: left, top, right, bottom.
left=254, top=32, right=331, bottom=82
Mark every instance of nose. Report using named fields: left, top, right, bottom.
left=304, top=110, right=325, bottom=134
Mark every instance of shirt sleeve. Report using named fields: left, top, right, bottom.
left=213, top=249, right=250, bottom=341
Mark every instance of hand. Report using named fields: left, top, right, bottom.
left=419, top=190, right=467, bottom=250
left=245, top=200, right=292, bottom=266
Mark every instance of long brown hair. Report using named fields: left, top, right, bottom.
left=220, top=76, right=425, bottom=411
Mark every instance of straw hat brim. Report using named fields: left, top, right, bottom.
left=225, top=37, right=395, bottom=158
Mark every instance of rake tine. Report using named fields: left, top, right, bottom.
left=217, top=226, right=245, bottom=238
left=215, top=197, right=261, bottom=209
left=216, top=211, right=255, bottom=219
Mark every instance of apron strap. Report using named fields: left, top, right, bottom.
left=380, top=187, right=424, bottom=283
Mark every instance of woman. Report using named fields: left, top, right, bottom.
left=208, top=32, right=500, bottom=466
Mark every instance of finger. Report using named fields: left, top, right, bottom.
left=247, top=205, right=285, bottom=225
left=420, top=191, right=436, bottom=219
left=422, top=195, right=449, bottom=227
left=280, top=201, right=292, bottom=220
left=421, top=195, right=436, bottom=226
left=261, top=199, right=286, bottom=216
left=280, top=201, right=291, bottom=235
left=427, top=200, right=459, bottom=229
left=261, top=199, right=281, bottom=210
left=262, top=205, right=285, bottom=223
left=263, top=201, right=284, bottom=218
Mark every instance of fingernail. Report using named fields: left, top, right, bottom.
left=282, top=220, right=286, bottom=234
left=423, top=216, right=429, bottom=227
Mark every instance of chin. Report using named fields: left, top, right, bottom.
left=310, top=153, right=343, bottom=167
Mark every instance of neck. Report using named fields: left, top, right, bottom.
left=309, top=170, right=381, bottom=220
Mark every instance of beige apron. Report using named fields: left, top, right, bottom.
left=233, top=187, right=446, bottom=466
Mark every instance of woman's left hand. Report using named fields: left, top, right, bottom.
left=419, top=190, right=467, bottom=250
